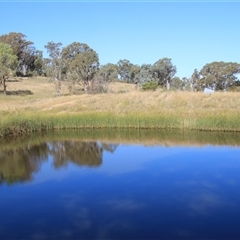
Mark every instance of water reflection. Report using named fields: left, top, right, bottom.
left=50, top=141, right=117, bottom=169
left=0, top=130, right=240, bottom=239
left=0, top=141, right=118, bottom=185
left=0, top=143, right=48, bottom=185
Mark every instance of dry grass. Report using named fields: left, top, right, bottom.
left=1, top=77, right=240, bottom=114
left=0, top=77, right=240, bottom=136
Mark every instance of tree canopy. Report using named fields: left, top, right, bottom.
left=198, top=62, right=240, bottom=91
left=151, top=58, right=177, bottom=90
left=0, top=43, right=18, bottom=95
left=44, top=41, right=64, bottom=96
left=117, top=59, right=134, bottom=83
left=0, top=32, right=43, bottom=76
left=97, top=63, right=118, bottom=83
left=67, top=44, right=99, bottom=93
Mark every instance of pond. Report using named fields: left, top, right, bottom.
left=0, top=130, right=240, bottom=239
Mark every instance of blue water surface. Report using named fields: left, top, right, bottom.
left=0, top=143, right=240, bottom=239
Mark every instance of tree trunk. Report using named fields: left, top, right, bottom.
left=166, top=79, right=170, bottom=90
left=84, top=82, right=88, bottom=94
left=3, top=77, right=7, bottom=95
left=22, top=64, right=27, bottom=76
left=55, top=77, right=61, bottom=97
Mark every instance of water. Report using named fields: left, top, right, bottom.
left=0, top=130, right=240, bottom=239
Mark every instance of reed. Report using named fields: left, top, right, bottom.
left=1, top=110, right=240, bottom=138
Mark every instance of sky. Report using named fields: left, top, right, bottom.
left=0, top=1, right=239, bottom=78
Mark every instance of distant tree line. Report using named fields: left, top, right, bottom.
left=0, top=32, right=240, bottom=95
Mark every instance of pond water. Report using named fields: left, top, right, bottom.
left=0, top=130, right=240, bottom=239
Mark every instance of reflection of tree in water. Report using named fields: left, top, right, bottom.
left=49, top=141, right=118, bottom=168
left=0, top=141, right=118, bottom=185
left=0, top=143, right=48, bottom=185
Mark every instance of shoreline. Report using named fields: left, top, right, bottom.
left=1, top=111, right=240, bottom=139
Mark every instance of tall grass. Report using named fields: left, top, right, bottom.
left=1, top=110, right=240, bottom=138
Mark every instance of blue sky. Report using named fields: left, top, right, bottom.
left=0, top=1, right=239, bottom=78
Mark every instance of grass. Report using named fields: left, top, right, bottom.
left=0, top=77, right=240, bottom=137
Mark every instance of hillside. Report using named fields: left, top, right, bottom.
left=0, top=77, right=240, bottom=116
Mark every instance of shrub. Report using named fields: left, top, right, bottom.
left=142, top=81, right=158, bottom=91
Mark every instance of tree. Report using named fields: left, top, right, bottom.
left=199, top=61, right=240, bottom=91
left=68, top=48, right=99, bottom=93
left=190, top=69, right=200, bottom=91
left=92, top=63, right=118, bottom=93
left=59, top=42, right=100, bottom=94
left=129, top=64, right=141, bottom=84
left=135, top=64, right=153, bottom=88
left=0, top=32, right=42, bottom=76
left=171, top=77, right=186, bottom=91
left=32, top=50, right=44, bottom=76
left=151, top=58, right=177, bottom=90
left=98, top=63, right=118, bottom=83
left=62, top=42, right=91, bottom=63
left=0, top=43, right=17, bottom=95
left=117, top=59, right=134, bottom=83
left=44, top=42, right=64, bottom=96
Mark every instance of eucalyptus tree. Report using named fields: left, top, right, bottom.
left=32, top=50, right=44, bottom=76
left=61, top=42, right=89, bottom=93
left=171, top=77, right=186, bottom=91
left=134, top=64, right=153, bottom=87
left=98, top=63, right=118, bottom=83
left=129, top=64, right=141, bottom=84
left=190, top=69, right=200, bottom=91
left=199, top=61, right=240, bottom=91
left=117, top=59, right=134, bottom=83
left=93, top=63, right=118, bottom=93
left=151, top=58, right=177, bottom=90
left=63, top=42, right=99, bottom=93
left=62, top=42, right=91, bottom=63
left=0, top=32, right=42, bottom=76
left=44, top=42, right=64, bottom=96
left=0, top=43, right=17, bottom=95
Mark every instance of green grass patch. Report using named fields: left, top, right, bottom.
left=1, top=110, right=240, bottom=138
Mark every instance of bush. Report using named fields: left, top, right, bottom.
left=142, top=81, right=158, bottom=91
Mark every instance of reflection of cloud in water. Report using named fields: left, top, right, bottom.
left=95, top=198, right=144, bottom=239
left=200, top=180, right=218, bottom=190
left=59, top=194, right=145, bottom=239
left=62, top=194, right=92, bottom=231
left=188, top=190, right=226, bottom=215
left=105, top=199, right=146, bottom=212
left=175, top=229, right=193, bottom=238
left=215, top=173, right=240, bottom=186
left=175, top=178, right=238, bottom=219
left=96, top=220, right=134, bottom=239
left=72, top=208, right=92, bottom=231
left=32, top=229, right=74, bottom=240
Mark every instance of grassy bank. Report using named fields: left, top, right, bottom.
left=0, top=77, right=240, bottom=137
left=1, top=110, right=240, bottom=138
